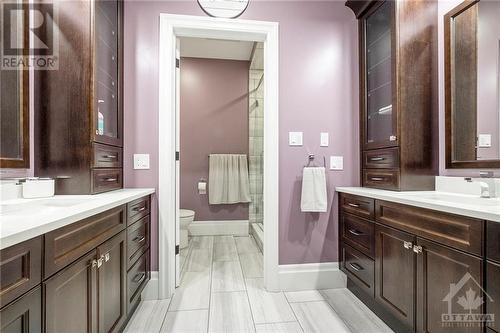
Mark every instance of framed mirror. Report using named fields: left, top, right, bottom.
left=0, top=1, right=29, bottom=168
left=445, top=0, right=500, bottom=169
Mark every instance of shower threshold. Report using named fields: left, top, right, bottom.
left=251, top=222, right=264, bottom=252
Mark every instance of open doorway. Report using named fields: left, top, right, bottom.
left=175, top=37, right=264, bottom=291
left=158, top=14, right=279, bottom=299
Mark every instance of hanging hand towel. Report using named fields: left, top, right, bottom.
left=301, top=167, right=327, bottom=212
left=209, top=154, right=251, bottom=205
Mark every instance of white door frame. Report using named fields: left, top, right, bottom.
left=158, top=14, right=280, bottom=299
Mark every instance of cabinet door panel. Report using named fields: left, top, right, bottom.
left=93, top=0, right=122, bottom=147
left=375, top=224, right=416, bottom=331
left=0, top=287, right=41, bottom=333
left=98, top=231, right=126, bottom=333
left=363, top=0, right=398, bottom=150
left=45, top=251, right=97, bottom=333
left=416, top=238, right=482, bottom=333
left=487, top=261, right=500, bottom=332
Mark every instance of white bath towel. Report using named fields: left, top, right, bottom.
left=301, top=167, right=327, bottom=212
left=209, top=154, right=251, bottom=205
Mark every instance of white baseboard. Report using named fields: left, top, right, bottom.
left=188, top=220, right=249, bottom=236
left=142, top=271, right=159, bottom=300
left=277, top=262, right=347, bottom=291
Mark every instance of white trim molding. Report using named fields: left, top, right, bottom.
left=141, top=271, right=159, bottom=301
left=188, top=220, right=249, bottom=236
left=159, top=14, right=280, bottom=299
left=278, top=262, right=347, bottom=291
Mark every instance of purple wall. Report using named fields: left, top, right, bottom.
left=438, top=0, right=500, bottom=177
left=123, top=0, right=360, bottom=269
left=179, top=57, right=249, bottom=221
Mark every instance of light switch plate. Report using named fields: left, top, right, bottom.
left=320, top=133, right=329, bottom=147
left=330, top=156, right=344, bottom=170
left=289, top=132, right=303, bottom=146
left=134, top=154, right=150, bottom=169
left=478, top=134, right=492, bottom=148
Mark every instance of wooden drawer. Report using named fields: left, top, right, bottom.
left=93, top=143, right=122, bottom=168
left=127, top=196, right=150, bottom=225
left=127, top=215, right=150, bottom=269
left=45, top=205, right=126, bottom=278
left=376, top=200, right=483, bottom=256
left=92, top=168, right=123, bottom=194
left=341, top=213, right=374, bottom=258
left=0, top=237, right=42, bottom=309
left=363, top=169, right=400, bottom=190
left=127, top=251, right=150, bottom=313
left=0, top=286, right=42, bottom=333
left=487, top=221, right=500, bottom=263
left=340, top=193, right=374, bottom=220
left=341, top=244, right=374, bottom=296
left=363, top=148, right=399, bottom=169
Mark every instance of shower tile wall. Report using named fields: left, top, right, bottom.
left=249, top=43, right=264, bottom=225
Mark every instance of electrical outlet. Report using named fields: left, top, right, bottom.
left=134, top=154, right=150, bottom=169
left=330, top=156, right=344, bottom=170
left=289, top=132, right=303, bottom=146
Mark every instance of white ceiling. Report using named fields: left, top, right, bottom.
left=180, top=37, right=255, bottom=61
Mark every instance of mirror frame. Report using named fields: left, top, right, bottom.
left=445, top=0, right=500, bottom=169
left=0, top=3, right=29, bottom=169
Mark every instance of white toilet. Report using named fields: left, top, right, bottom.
left=179, top=209, right=195, bottom=249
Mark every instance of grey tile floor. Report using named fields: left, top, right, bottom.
left=124, top=236, right=393, bottom=333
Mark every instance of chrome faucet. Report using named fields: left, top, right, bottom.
left=465, top=171, right=497, bottom=198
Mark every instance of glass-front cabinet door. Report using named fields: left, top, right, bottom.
left=363, top=1, right=397, bottom=150
left=93, top=0, right=122, bottom=147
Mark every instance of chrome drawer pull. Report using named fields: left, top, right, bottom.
left=104, top=177, right=117, bottom=182
left=132, top=272, right=146, bottom=283
left=413, top=245, right=423, bottom=254
left=349, top=263, right=364, bottom=271
left=103, top=155, right=118, bottom=159
left=370, top=177, right=384, bottom=181
left=347, top=203, right=360, bottom=208
left=370, top=157, right=385, bottom=161
left=104, top=253, right=110, bottom=262
left=133, top=235, right=146, bottom=243
left=348, top=229, right=364, bottom=236
left=133, top=206, right=146, bottom=212
left=97, top=255, right=104, bottom=268
left=403, top=241, right=413, bottom=250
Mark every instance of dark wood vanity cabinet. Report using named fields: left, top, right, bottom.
left=0, top=287, right=42, bottom=333
left=35, top=0, right=124, bottom=194
left=374, top=224, right=416, bottom=331
left=0, top=195, right=152, bottom=333
left=346, top=0, right=439, bottom=191
left=44, top=250, right=98, bottom=333
left=339, top=193, right=488, bottom=333
left=486, top=222, right=500, bottom=332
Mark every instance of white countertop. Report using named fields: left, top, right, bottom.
left=0, top=188, right=155, bottom=250
left=336, top=187, right=500, bottom=223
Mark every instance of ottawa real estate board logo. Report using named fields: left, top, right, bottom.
left=1, top=2, right=58, bottom=70
left=442, top=272, right=494, bottom=328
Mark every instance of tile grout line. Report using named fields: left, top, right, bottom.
left=235, top=236, right=260, bottom=333
left=286, top=295, right=307, bottom=333
left=161, top=237, right=197, bottom=331
left=319, top=290, right=359, bottom=333
left=206, top=236, right=215, bottom=333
